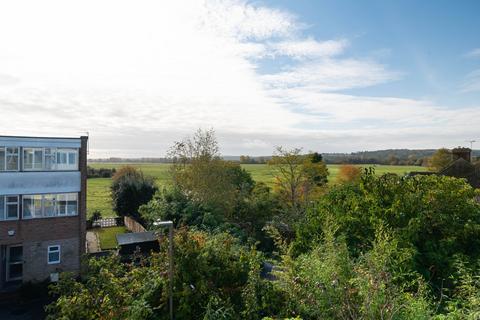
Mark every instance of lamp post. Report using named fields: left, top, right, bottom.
left=154, top=220, right=174, bottom=320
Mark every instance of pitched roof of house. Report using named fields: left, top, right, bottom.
left=439, top=158, right=480, bottom=188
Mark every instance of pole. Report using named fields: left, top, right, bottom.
left=153, top=220, right=174, bottom=320
left=168, top=224, right=173, bottom=320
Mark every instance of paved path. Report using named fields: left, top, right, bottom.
left=86, top=230, right=100, bottom=253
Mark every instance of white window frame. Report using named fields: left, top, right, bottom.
left=56, top=149, right=78, bottom=171
left=47, top=245, right=61, bottom=264
left=4, top=195, right=19, bottom=220
left=6, top=244, right=23, bottom=281
left=23, top=147, right=45, bottom=171
left=4, top=147, right=19, bottom=171
left=22, top=193, right=78, bottom=219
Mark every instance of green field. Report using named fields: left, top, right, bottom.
left=87, top=163, right=427, bottom=218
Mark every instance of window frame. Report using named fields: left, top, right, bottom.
left=22, top=193, right=78, bottom=219
left=3, top=147, right=20, bottom=171
left=23, top=147, right=45, bottom=171
left=47, top=245, right=61, bottom=265
left=3, top=195, right=19, bottom=220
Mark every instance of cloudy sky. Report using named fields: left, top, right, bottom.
left=1, top=0, right=479, bottom=157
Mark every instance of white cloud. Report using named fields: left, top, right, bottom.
left=460, top=69, right=480, bottom=92
left=262, top=58, right=401, bottom=91
left=0, top=0, right=477, bottom=157
left=269, top=38, right=348, bottom=59
left=465, top=48, right=480, bottom=58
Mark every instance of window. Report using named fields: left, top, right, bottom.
left=1, top=195, right=20, bottom=220
left=47, top=245, right=60, bottom=264
left=23, top=193, right=77, bottom=219
left=23, top=148, right=44, bottom=170
left=0, top=196, right=19, bottom=220
left=0, top=147, right=19, bottom=171
left=56, top=149, right=78, bottom=170
left=22, top=195, right=43, bottom=219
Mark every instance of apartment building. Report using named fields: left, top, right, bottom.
left=0, top=135, right=87, bottom=290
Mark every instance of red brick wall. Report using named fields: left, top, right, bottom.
left=0, top=216, right=80, bottom=245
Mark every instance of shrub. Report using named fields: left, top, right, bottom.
left=294, top=170, right=480, bottom=299
left=111, top=166, right=157, bottom=221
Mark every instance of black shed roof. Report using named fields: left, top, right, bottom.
left=116, top=231, right=157, bottom=246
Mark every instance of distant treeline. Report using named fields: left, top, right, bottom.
left=89, top=149, right=480, bottom=166
left=87, top=166, right=116, bottom=178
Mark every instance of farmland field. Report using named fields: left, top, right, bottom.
left=87, top=163, right=428, bottom=218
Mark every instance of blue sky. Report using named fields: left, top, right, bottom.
left=263, top=0, right=480, bottom=105
left=0, top=0, right=479, bottom=157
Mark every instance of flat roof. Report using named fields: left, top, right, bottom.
left=116, top=232, right=158, bottom=246
left=0, top=135, right=86, bottom=140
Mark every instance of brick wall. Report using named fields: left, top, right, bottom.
left=0, top=216, right=81, bottom=245
left=23, top=237, right=80, bottom=282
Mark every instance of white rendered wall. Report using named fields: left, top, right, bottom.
left=0, top=172, right=81, bottom=195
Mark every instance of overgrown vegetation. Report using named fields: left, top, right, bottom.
left=50, top=130, right=480, bottom=319
left=111, top=166, right=158, bottom=222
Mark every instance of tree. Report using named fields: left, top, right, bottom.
left=294, top=171, right=480, bottom=292
left=268, top=147, right=328, bottom=217
left=429, top=148, right=452, bottom=171
left=168, top=129, right=254, bottom=218
left=111, top=166, right=157, bottom=221
left=336, top=164, right=362, bottom=184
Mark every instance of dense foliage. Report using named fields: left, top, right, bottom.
left=111, top=166, right=158, bottom=221
left=47, top=229, right=278, bottom=320
left=87, top=166, right=116, bottom=178
left=50, top=131, right=480, bottom=319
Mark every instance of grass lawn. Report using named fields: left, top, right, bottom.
left=87, top=162, right=428, bottom=218
left=95, top=226, right=128, bottom=250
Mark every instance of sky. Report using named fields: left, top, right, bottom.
left=0, top=0, right=479, bottom=157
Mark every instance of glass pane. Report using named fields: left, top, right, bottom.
left=7, top=196, right=18, bottom=203
left=57, top=152, right=67, bottom=164
left=34, top=150, right=43, bottom=169
left=67, top=201, right=77, bottom=215
left=23, top=197, right=33, bottom=218
left=58, top=196, right=67, bottom=215
left=49, top=252, right=59, bottom=263
left=0, top=148, right=5, bottom=171
left=8, top=263, right=22, bottom=279
left=44, top=195, right=56, bottom=217
left=9, top=246, right=23, bottom=263
left=31, top=195, right=43, bottom=218
left=24, top=149, right=33, bottom=169
left=6, top=156, right=18, bottom=170
left=7, top=204, right=18, bottom=219
left=68, top=152, right=76, bottom=165
left=0, top=196, right=4, bottom=220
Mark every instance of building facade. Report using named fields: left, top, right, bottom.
left=0, top=135, right=87, bottom=290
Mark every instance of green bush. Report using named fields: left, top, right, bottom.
left=111, top=166, right=157, bottom=222
left=293, top=171, right=480, bottom=291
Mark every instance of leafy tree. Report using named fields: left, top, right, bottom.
left=47, top=229, right=277, bottom=320
left=294, top=170, right=480, bottom=294
left=273, top=222, right=431, bottom=319
left=268, top=147, right=328, bottom=218
left=429, top=148, right=452, bottom=171
left=111, top=166, right=157, bottom=221
left=336, top=164, right=362, bottom=184
left=168, top=129, right=253, bottom=217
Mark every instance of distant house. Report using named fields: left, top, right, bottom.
left=439, top=148, right=480, bottom=189
left=0, top=135, right=88, bottom=290
left=410, top=147, right=480, bottom=189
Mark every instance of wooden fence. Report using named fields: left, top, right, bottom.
left=124, top=216, right=146, bottom=233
